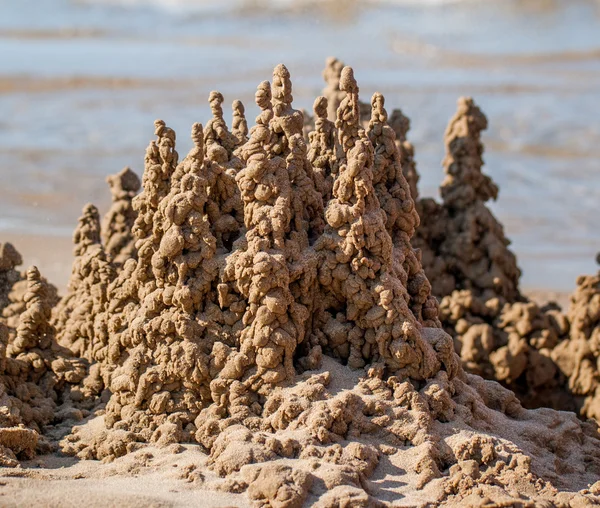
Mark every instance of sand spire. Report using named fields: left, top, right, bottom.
left=11, top=267, right=55, bottom=359
left=101, top=167, right=141, bottom=266
left=0, top=243, right=25, bottom=338
left=91, top=123, right=220, bottom=451
left=436, top=97, right=520, bottom=300
left=130, top=120, right=178, bottom=293
left=270, top=64, right=304, bottom=156
left=412, top=98, right=570, bottom=412
left=308, top=96, right=337, bottom=202
left=367, top=92, right=440, bottom=328
left=231, top=99, right=248, bottom=148
left=221, top=133, right=299, bottom=394
left=204, top=91, right=239, bottom=166
left=54, top=204, right=115, bottom=388
left=6, top=266, right=86, bottom=431
left=0, top=243, right=22, bottom=314
left=254, top=80, right=274, bottom=130
left=314, top=70, right=455, bottom=377
left=200, top=121, right=244, bottom=252
left=441, top=97, right=498, bottom=208
left=335, top=66, right=361, bottom=156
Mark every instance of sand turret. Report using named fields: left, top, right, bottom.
left=54, top=204, right=116, bottom=369
left=5, top=267, right=86, bottom=432
left=254, top=80, right=274, bottom=130
left=0, top=243, right=22, bottom=317
left=426, top=97, right=521, bottom=301
left=441, top=97, right=498, bottom=208
left=204, top=91, right=240, bottom=169
left=367, top=92, right=439, bottom=328
left=231, top=99, right=248, bottom=148
left=335, top=66, right=361, bottom=156
left=322, top=57, right=371, bottom=125
left=270, top=64, right=304, bottom=157
left=101, top=167, right=141, bottom=267
left=200, top=122, right=244, bottom=251
left=308, top=96, right=337, bottom=202
left=11, top=267, right=55, bottom=360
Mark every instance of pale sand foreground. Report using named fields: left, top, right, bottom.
left=0, top=445, right=248, bottom=508
left=0, top=437, right=437, bottom=507
left=1, top=390, right=598, bottom=507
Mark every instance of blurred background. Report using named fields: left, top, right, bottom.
left=1, top=0, right=599, bottom=292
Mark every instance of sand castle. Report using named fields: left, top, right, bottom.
left=1, top=60, right=599, bottom=506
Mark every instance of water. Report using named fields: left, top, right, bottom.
left=0, top=0, right=599, bottom=290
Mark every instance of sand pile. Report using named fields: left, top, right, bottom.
left=0, top=60, right=599, bottom=506
left=422, top=99, right=565, bottom=407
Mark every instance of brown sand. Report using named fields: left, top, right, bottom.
left=0, top=59, right=599, bottom=507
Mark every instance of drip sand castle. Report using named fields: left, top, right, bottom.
left=0, top=60, right=599, bottom=507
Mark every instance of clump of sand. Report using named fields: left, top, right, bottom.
left=0, top=59, right=599, bottom=507
left=554, top=266, right=600, bottom=420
